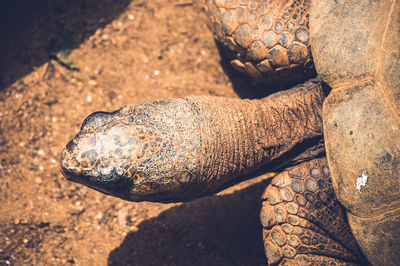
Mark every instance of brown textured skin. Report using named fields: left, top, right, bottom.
left=310, top=0, right=400, bottom=265
left=61, top=80, right=325, bottom=202
left=261, top=158, right=368, bottom=265
left=205, top=0, right=315, bottom=87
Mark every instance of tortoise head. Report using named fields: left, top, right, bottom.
left=60, top=102, right=198, bottom=202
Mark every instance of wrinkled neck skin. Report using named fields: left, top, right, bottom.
left=60, top=80, right=326, bottom=203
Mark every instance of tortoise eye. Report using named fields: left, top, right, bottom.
left=80, top=111, right=113, bottom=131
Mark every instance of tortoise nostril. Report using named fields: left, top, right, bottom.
left=65, top=140, right=78, bottom=153
left=81, top=111, right=113, bottom=131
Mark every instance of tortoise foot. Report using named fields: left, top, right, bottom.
left=260, top=158, right=368, bottom=265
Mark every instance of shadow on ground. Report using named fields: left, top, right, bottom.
left=108, top=181, right=269, bottom=266
left=0, top=0, right=132, bottom=90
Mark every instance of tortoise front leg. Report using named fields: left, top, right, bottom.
left=261, top=158, right=369, bottom=265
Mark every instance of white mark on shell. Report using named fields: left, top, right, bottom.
left=356, top=171, right=368, bottom=193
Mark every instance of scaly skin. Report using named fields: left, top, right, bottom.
left=61, top=80, right=325, bottom=202
left=261, top=158, right=369, bottom=265
left=206, top=0, right=315, bottom=86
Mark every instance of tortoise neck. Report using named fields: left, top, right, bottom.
left=194, top=80, right=325, bottom=191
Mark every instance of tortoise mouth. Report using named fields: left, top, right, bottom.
left=60, top=162, right=133, bottom=198
left=60, top=166, right=74, bottom=181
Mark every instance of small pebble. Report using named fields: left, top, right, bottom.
left=87, top=96, right=92, bottom=102
left=38, top=149, right=45, bottom=156
left=95, top=212, right=103, bottom=220
left=154, top=70, right=160, bottom=76
left=35, top=177, right=42, bottom=184
left=88, top=80, right=97, bottom=86
left=118, top=208, right=128, bottom=226
left=128, top=15, right=135, bottom=20
left=130, top=225, right=139, bottom=232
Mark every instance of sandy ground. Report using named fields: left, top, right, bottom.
left=0, top=1, right=273, bottom=265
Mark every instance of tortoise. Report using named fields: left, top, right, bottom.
left=60, top=0, right=399, bottom=265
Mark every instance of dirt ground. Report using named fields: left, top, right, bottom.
left=0, top=1, right=274, bottom=265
